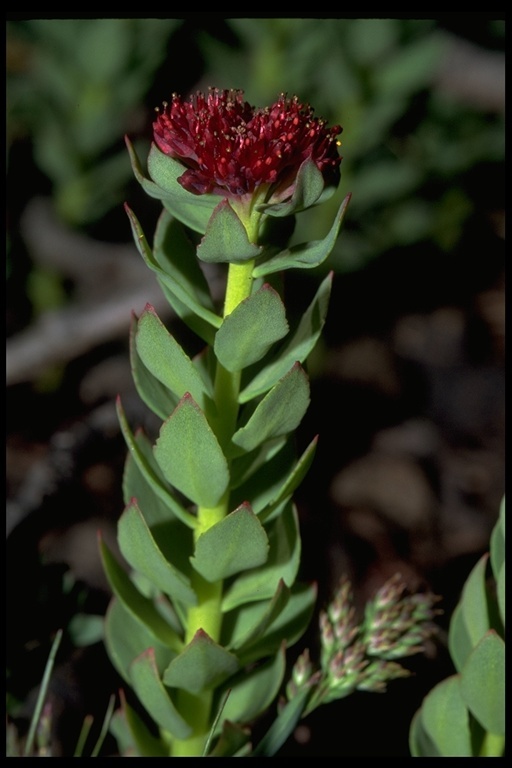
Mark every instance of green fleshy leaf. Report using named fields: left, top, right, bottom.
left=125, top=135, right=158, bottom=190
left=147, top=143, right=221, bottom=233
left=118, top=500, right=197, bottom=606
left=192, top=345, right=218, bottom=395
left=197, top=199, right=262, bottom=264
left=129, top=648, right=192, bottom=740
left=208, top=720, right=251, bottom=757
left=420, top=675, right=472, bottom=757
left=109, top=704, right=138, bottom=757
left=117, top=397, right=195, bottom=529
left=122, top=430, right=175, bottom=526
left=496, top=563, right=505, bottom=630
left=104, top=597, right=177, bottom=685
left=135, top=305, right=213, bottom=410
left=239, top=272, right=332, bottom=403
left=222, top=502, right=301, bottom=611
left=154, top=393, right=229, bottom=509
left=231, top=438, right=296, bottom=513
left=225, top=582, right=317, bottom=666
left=214, top=284, right=288, bottom=372
left=450, top=554, right=491, bottom=663
left=409, top=708, right=441, bottom=757
left=129, top=314, right=178, bottom=421
left=121, top=693, right=169, bottom=757
left=258, top=208, right=297, bottom=251
left=126, top=137, right=218, bottom=234
left=489, top=498, right=505, bottom=630
left=124, top=204, right=221, bottom=333
left=190, top=502, right=269, bottom=582
left=163, top=629, right=239, bottom=694
left=130, top=570, right=185, bottom=634
left=153, top=209, right=218, bottom=344
left=232, top=363, right=310, bottom=453
left=242, top=581, right=316, bottom=662
left=230, top=436, right=289, bottom=493
left=157, top=279, right=216, bottom=346
left=214, top=645, right=286, bottom=731
left=489, top=497, right=505, bottom=581
left=460, top=630, right=505, bottom=736
left=252, top=685, right=312, bottom=757
left=99, top=536, right=182, bottom=652
left=225, top=579, right=290, bottom=650
left=253, top=193, right=350, bottom=276
left=447, top=602, right=473, bottom=675
left=256, top=158, right=326, bottom=217
left=231, top=435, right=317, bottom=521
left=258, top=436, right=318, bottom=522
left=136, top=527, right=195, bottom=635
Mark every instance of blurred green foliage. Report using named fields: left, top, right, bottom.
left=7, top=17, right=504, bottom=272
left=5, top=18, right=505, bottom=757
left=198, top=18, right=504, bottom=272
left=410, top=498, right=505, bottom=757
left=7, top=18, right=181, bottom=226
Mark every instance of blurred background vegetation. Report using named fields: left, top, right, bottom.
left=6, top=16, right=505, bottom=757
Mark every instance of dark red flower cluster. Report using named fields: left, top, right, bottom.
left=153, top=88, right=342, bottom=199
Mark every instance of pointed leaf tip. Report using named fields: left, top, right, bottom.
left=163, top=629, right=239, bottom=694
left=190, top=502, right=269, bottom=582
left=154, top=393, right=229, bottom=508
left=129, top=648, right=192, bottom=739
left=233, top=361, right=310, bottom=452
left=214, top=283, right=289, bottom=372
left=197, top=198, right=262, bottom=264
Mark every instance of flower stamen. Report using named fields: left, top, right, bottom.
left=152, top=88, right=342, bottom=201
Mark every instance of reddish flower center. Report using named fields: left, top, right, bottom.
left=153, top=87, right=342, bottom=199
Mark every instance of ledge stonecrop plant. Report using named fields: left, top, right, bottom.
left=410, top=498, right=505, bottom=758
left=99, top=87, right=438, bottom=758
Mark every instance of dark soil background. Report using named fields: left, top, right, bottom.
left=6, top=16, right=505, bottom=757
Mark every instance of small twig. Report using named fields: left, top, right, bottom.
left=8, top=197, right=223, bottom=385
left=6, top=283, right=171, bottom=386
left=20, top=197, right=141, bottom=289
left=436, top=32, right=505, bottom=114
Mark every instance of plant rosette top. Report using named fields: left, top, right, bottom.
left=103, top=87, right=356, bottom=758
left=126, top=87, right=349, bottom=273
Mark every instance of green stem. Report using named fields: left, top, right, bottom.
left=172, top=256, right=256, bottom=757
left=223, top=259, right=255, bottom=317
left=172, top=497, right=226, bottom=758
left=479, top=731, right=505, bottom=757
